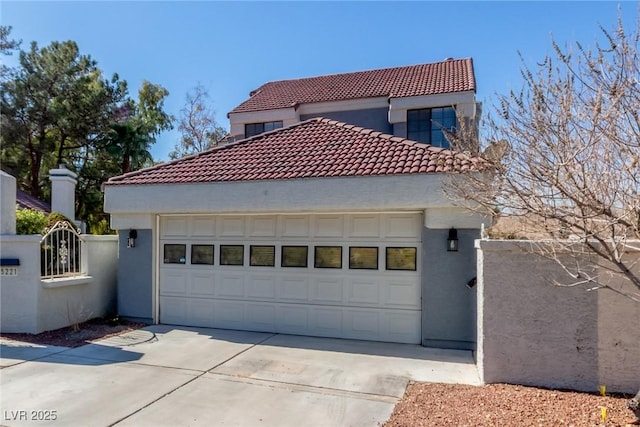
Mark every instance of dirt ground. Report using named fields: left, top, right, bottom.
left=1, top=320, right=637, bottom=426
left=0, top=316, right=147, bottom=348
left=384, top=382, right=638, bottom=427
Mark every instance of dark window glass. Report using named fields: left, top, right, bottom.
left=264, top=121, right=283, bottom=132
left=407, top=107, right=456, bottom=148
left=164, top=244, right=186, bottom=264
left=385, top=247, right=417, bottom=271
left=220, top=245, right=244, bottom=266
left=250, top=245, right=275, bottom=267
left=245, top=121, right=283, bottom=138
left=245, top=123, right=264, bottom=138
left=191, top=245, right=214, bottom=265
left=314, top=246, right=342, bottom=269
left=281, top=246, right=308, bottom=268
left=349, top=247, right=379, bottom=270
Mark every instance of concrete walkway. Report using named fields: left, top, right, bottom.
left=0, top=325, right=479, bottom=426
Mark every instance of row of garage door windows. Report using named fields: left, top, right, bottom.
left=163, top=244, right=417, bottom=271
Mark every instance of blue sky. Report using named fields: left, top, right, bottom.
left=2, top=1, right=638, bottom=161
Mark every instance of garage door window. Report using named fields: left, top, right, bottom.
left=281, top=246, right=308, bottom=268
left=314, top=246, right=342, bottom=269
left=250, top=245, right=275, bottom=267
left=349, top=247, right=379, bottom=270
left=385, top=247, right=417, bottom=271
left=220, top=245, right=244, bottom=266
left=191, top=244, right=214, bottom=265
left=164, top=244, right=186, bottom=264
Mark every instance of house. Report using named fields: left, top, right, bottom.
left=227, top=58, right=479, bottom=147
left=16, top=189, right=51, bottom=213
left=104, top=59, right=489, bottom=349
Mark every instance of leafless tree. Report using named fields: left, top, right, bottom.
left=446, top=15, right=640, bottom=302
left=170, top=84, right=227, bottom=159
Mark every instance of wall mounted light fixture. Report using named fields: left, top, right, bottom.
left=447, top=228, right=459, bottom=252
left=128, top=229, right=138, bottom=248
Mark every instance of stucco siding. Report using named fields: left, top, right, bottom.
left=477, top=240, right=640, bottom=393
left=117, top=229, right=153, bottom=322
left=0, top=235, right=117, bottom=334
left=421, top=228, right=478, bottom=350
left=393, top=122, right=407, bottom=140
left=300, top=108, right=392, bottom=134
left=0, top=235, right=41, bottom=333
left=105, top=175, right=453, bottom=217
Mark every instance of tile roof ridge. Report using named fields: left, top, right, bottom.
left=252, top=58, right=474, bottom=86
left=465, top=57, right=477, bottom=93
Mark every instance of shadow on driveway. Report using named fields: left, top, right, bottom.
left=154, top=324, right=476, bottom=364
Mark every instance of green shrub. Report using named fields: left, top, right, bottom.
left=15, top=208, right=48, bottom=235
left=87, top=214, right=115, bottom=235
left=46, top=212, right=75, bottom=229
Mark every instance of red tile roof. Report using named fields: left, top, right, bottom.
left=230, top=59, right=475, bottom=114
left=107, top=118, right=482, bottom=186
left=16, top=189, right=51, bottom=213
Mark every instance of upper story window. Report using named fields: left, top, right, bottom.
left=407, top=107, right=456, bottom=148
left=245, top=121, right=283, bottom=138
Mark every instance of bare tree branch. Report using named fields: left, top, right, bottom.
left=445, top=12, right=640, bottom=301
left=169, top=83, right=227, bottom=159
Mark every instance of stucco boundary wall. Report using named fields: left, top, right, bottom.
left=0, top=234, right=118, bottom=334
left=476, top=239, right=640, bottom=394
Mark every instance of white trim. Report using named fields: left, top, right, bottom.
left=229, top=108, right=298, bottom=136
left=297, top=97, right=388, bottom=116
left=423, top=207, right=492, bottom=229
left=156, top=210, right=423, bottom=217
left=153, top=214, right=160, bottom=324
left=41, top=275, right=93, bottom=288
left=388, top=91, right=476, bottom=124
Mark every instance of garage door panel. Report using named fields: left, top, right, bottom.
left=189, top=271, right=215, bottom=296
left=160, top=296, right=188, bottom=325
left=217, top=273, right=245, bottom=298
left=347, top=278, right=380, bottom=305
left=312, top=307, right=344, bottom=336
left=160, top=270, right=188, bottom=295
left=384, top=279, right=421, bottom=309
left=192, top=217, right=216, bottom=237
left=280, top=216, right=310, bottom=237
left=313, top=215, right=343, bottom=237
left=246, top=274, right=277, bottom=300
left=278, top=276, right=309, bottom=302
left=188, top=299, right=214, bottom=327
left=163, top=217, right=188, bottom=237
left=347, top=310, right=380, bottom=339
left=277, top=305, right=309, bottom=334
left=348, top=215, right=380, bottom=238
left=383, top=311, right=421, bottom=343
left=249, top=216, right=276, bottom=237
left=213, top=300, right=245, bottom=329
left=218, top=216, right=245, bottom=237
left=310, top=277, right=344, bottom=304
left=246, top=303, right=276, bottom=331
left=385, top=214, right=421, bottom=238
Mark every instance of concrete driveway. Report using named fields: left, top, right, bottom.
left=0, top=325, right=479, bottom=426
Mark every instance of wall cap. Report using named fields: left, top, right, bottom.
left=0, top=234, right=42, bottom=243
left=476, top=238, right=640, bottom=253
left=41, top=275, right=93, bottom=288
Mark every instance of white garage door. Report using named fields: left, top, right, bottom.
left=159, top=213, right=422, bottom=344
